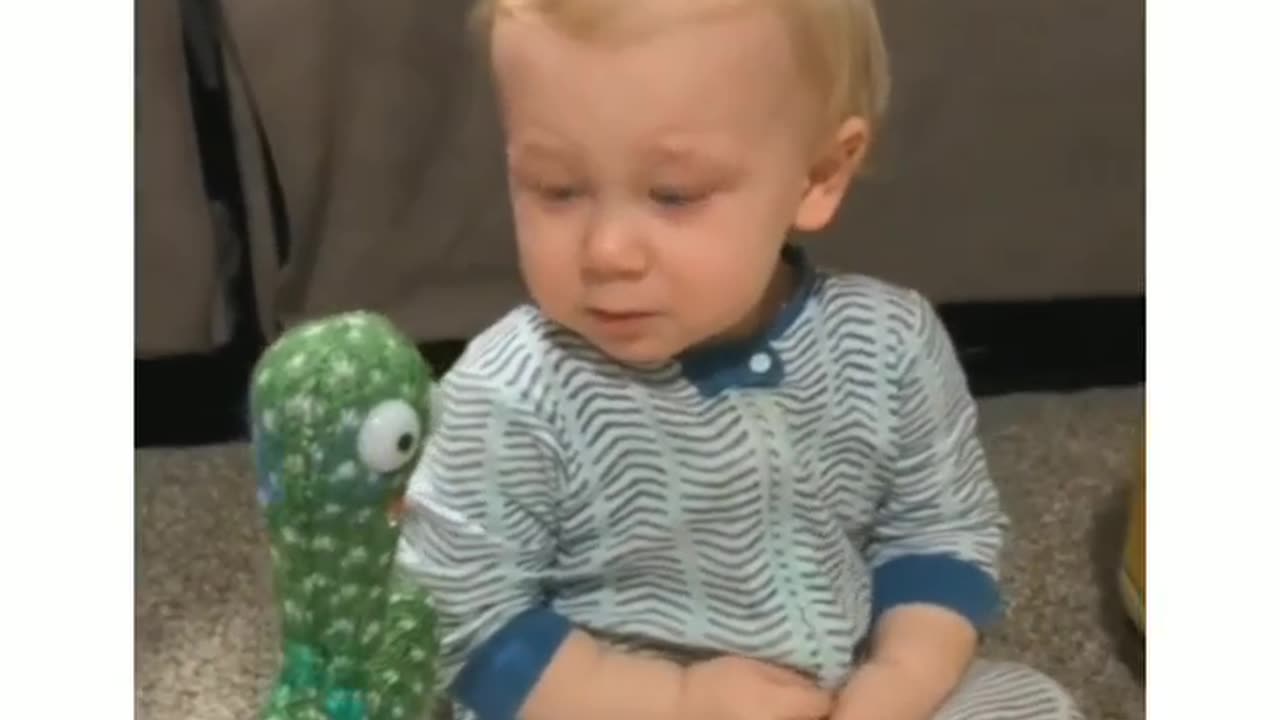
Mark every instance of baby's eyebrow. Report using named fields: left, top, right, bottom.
left=643, top=141, right=739, bottom=172
left=506, top=145, right=591, bottom=179
left=506, top=140, right=578, bottom=165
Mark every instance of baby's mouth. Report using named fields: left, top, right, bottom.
left=586, top=307, right=659, bottom=321
left=592, top=309, right=649, bottom=319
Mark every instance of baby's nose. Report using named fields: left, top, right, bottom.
left=581, top=212, right=650, bottom=280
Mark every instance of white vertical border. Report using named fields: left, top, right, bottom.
left=0, top=0, right=1277, bottom=718
left=1149, top=0, right=1280, bottom=717
left=0, top=3, right=133, bottom=718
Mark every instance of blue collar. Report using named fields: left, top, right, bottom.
left=678, top=244, right=816, bottom=397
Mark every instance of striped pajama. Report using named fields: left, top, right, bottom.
left=397, top=248, right=1080, bottom=719
left=936, top=660, right=1082, bottom=720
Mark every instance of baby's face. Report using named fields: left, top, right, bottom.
left=491, top=4, right=833, bottom=365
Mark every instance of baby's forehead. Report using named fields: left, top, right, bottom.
left=487, top=0, right=768, bottom=41
left=490, top=6, right=820, bottom=147
left=482, top=0, right=889, bottom=135
left=497, top=7, right=796, bottom=63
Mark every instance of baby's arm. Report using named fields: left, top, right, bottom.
left=843, top=292, right=1007, bottom=717
left=394, top=355, right=686, bottom=720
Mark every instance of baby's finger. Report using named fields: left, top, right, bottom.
left=748, top=660, right=821, bottom=688
left=766, top=683, right=834, bottom=720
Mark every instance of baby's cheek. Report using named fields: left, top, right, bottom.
left=519, top=243, right=577, bottom=310
left=526, top=277, right=578, bottom=327
left=693, top=275, right=750, bottom=317
left=674, top=259, right=772, bottom=326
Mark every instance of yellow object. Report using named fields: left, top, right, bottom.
left=1119, top=441, right=1145, bottom=633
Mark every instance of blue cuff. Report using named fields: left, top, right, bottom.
left=871, top=554, right=1002, bottom=630
left=451, top=608, right=573, bottom=720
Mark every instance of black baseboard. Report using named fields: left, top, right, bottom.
left=134, top=296, right=1143, bottom=448
left=940, top=296, right=1144, bottom=396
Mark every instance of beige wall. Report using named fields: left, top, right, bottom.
left=136, top=0, right=1144, bottom=352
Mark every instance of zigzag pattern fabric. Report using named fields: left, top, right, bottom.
left=398, top=270, right=1005, bottom=693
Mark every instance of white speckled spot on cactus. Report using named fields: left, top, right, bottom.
left=332, top=357, right=354, bottom=379
left=335, top=461, right=357, bottom=481
left=262, top=409, right=278, bottom=432
left=287, top=352, right=308, bottom=371
left=285, top=394, right=315, bottom=420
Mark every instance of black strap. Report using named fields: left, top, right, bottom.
left=176, top=0, right=292, bottom=342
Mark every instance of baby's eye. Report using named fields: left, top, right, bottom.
left=649, top=187, right=706, bottom=208
left=537, top=184, right=584, bottom=203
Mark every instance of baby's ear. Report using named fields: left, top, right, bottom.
left=793, top=116, right=870, bottom=232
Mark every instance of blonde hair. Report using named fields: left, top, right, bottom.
left=470, top=0, right=891, bottom=136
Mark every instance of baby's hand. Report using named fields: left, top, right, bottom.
left=677, top=656, right=834, bottom=720
left=831, top=659, right=939, bottom=720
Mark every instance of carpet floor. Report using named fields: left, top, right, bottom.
left=135, top=387, right=1146, bottom=720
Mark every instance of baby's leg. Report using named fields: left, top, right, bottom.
left=932, top=659, right=1082, bottom=720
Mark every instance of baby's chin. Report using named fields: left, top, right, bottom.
left=565, top=324, right=686, bottom=370
left=588, top=336, right=681, bottom=370
left=551, top=310, right=726, bottom=371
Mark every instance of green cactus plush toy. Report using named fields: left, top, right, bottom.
left=248, top=311, right=441, bottom=720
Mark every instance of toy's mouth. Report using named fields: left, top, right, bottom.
left=387, top=494, right=407, bottom=525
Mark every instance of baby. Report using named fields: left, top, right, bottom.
left=396, top=1, right=1082, bottom=719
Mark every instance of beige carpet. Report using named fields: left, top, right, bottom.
left=135, top=387, right=1145, bottom=720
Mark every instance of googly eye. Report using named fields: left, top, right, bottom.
left=356, top=399, right=422, bottom=474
